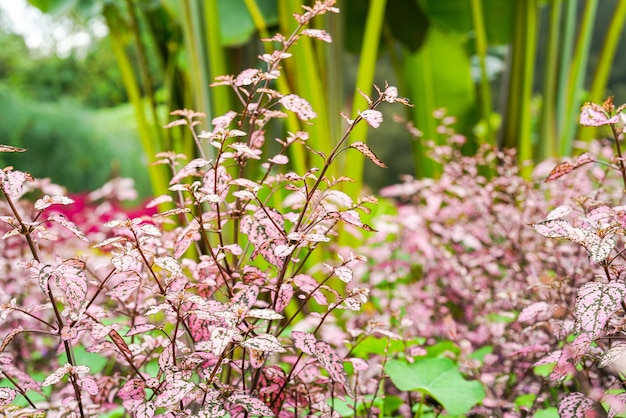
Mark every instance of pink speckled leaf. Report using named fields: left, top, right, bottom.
left=350, top=141, right=387, bottom=168
left=575, top=281, right=625, bottom=337
left=274, top=283, right=293, bottom=312
left=279, top=94, right=317, bottom=121
left=315, top=341, right=353, bottom=397
left=228, top=392, right=275, bottom=416
left=47, top=214, right=89, bottom=243
left=558, top=392, right=596, bottom=418
left=125, top=324, right=157, bottom=337
left=154, top=379, right=195, bottom=407
left=0, top=144, right=27, bottom=153
left=359, top=109, right=383, bottom=128
left=551, top=333, right=593, bottom=380
left=292, top=331, right=316, bottom=355
left=0, top=387, right=16, bottom=406
left=580, top=102, right=620, bottom=126
left=241, top=334, right=285, bottom=353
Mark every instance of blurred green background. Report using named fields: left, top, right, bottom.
left=1, top=0, right=626, bottom=198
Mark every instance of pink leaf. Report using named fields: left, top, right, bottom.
left=585, top=231, right=616, bottom=263
left=79, top=376, right=99, bottom=395
left=107, top=277, right=140, bottom=300
left=0, top=169, right=32, bottom=197
left=174, top=219, right=200, bottom=258
left=279, top=94, right=317, bottom=121
left=575, top=152, right=595, bottom=167
left=301, top=28, right=332, bottom=42
left=292, top=331, right=317, bottom=355
left=35, top=194, right=74, bottom=210
left=350, top=141, right=386, bottom=168
left=580, top=102, right=620, bottom=126
left=546, top=205, right=572, bottom=221
left=293, top=274, right=328, bottom=305
left=545, top=161, right=575, bottom=182
left=241, top=334, right=286, bottom=353
left=315, top=341, right=353, bottom=397
left=518, top=302, right=552, bottom=323
left=575, top=281, right=625, bottom=337
left=125, top=323, right=157, bottom=337
left=231, top=285, right=259, bottom=311
left=145, top=194, right=173, bottom=208
left=334, top=266, right=353, bottom=283
left=56, top=263, right=88, bottom=321
left=551, top=333, right=593, bottom=380
left=0, top=144, right=27, bottom=153
left=210, top=327, right=236, bottom=356
left=268, top=154, right=289, bottom=165
left=532, top=219, right=577, bottom=240
left=558, top=392, right=596, bottom=418
left=228, top=392, right=275, bottom=417
left=47, top=214, right=89, bottom=243
left=118, top=378, right=146, bottom=409
left=234, top=69, right=260, bottom=87
left=607, top=393, right=626, bottom=418
left=274, top=284, right=293, bottom=313
left=170, top=158, right=212, bottom=184
left=136, top=402, right=156, bottom=418
left=42, top=364, right=72, bottom=387
left=245, top=308, right=283, bottom=320
left=359, top=109, right=383, bottom=128
left=154, top=379, right=195, bottom=407
left=0, top=387, right=16, bottom=406
left=599, top=344, right=626, bottom=369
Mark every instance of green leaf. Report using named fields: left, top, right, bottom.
left=385, top=358, right=485, bottom=415
left=218, top=0, right=278, bottom=46
left=419, top=0, right=513, bottom=44
left=534, top=408, right=559, bottom=418
left=27, top=0, right=79, bottom=14
left=424, top=340, right=460, bottom=358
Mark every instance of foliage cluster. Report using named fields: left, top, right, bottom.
left=355, top=103, right=626, bottom=416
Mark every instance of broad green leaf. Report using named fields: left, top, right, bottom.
left=419, top=0, right=513, bottom=44
left=534, top=408, right=559, bottom=418
left=403, top=25, right=478, bottom=177
left=218, top=0, right=278, bottom=46
left=385, top=358, right=484, bottom=415
left=27, top=0, right=78, bottom=14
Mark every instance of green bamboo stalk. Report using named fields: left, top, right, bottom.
left=205, top=0, right=232, bottom=118
left=181, top=0, right=213, bottom=129
left=469, top=0, right=495, bottom=148
left=580, top=0, right=626, bottom=142
left=124, top=0, right=163, bottom=147
left=278, top=0, right=332, bottom=175
left=502, top=0, right=536, bottom=178
left=103, top=5, right=169, bottom=198
left=517, top=0, right=537, bottom=178
left=538, top=0, right=562, bottom=161
left=555, top=0, right=577, bottom=153
left=404, top=43, right=437, bottom=179
left=560, top=0, right=598, bottom=155
left=344, top=0, right=387, bottom=197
